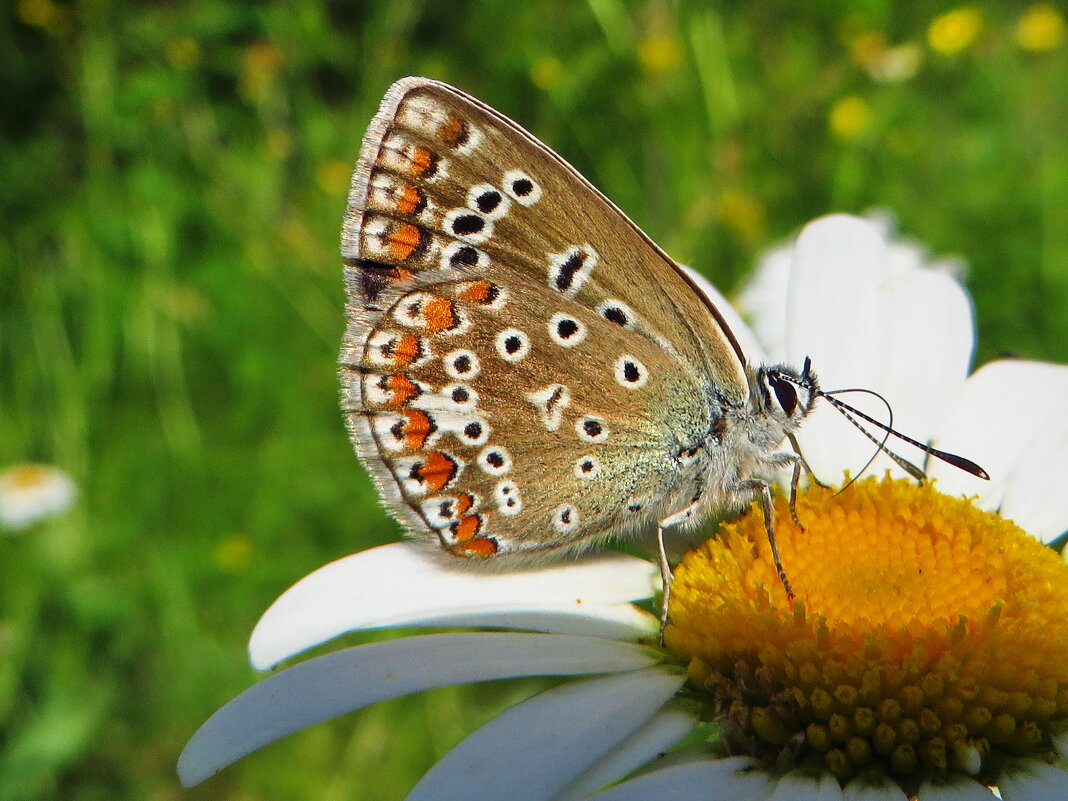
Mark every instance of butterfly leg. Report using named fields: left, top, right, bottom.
left=655, top=497, right=705, bottom=640
left=784, top=434, right=828, bottom=531
left=737, top=478, right=795, bottom=601
left=655, top=524, right=672, bottom=643
left=789, top=458, right=806, bottom=531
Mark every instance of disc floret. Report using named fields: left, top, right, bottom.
left=664, top=477, right=1068, bottom=793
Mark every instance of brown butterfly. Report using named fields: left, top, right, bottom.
left=337, top=77, right=984, bottom=605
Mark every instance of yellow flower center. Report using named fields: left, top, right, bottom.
left=5, top=465, right=52, bottom=489
left=664, top=477, right=1068, bottom=792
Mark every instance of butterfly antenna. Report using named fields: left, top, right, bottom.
left=820, top=389, right=927, bottom=484
left=815, top=388, right=990, bottom=480
left=784, top=361, right=928, bottom=483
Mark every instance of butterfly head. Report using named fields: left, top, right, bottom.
left=756, top=356, right=820, bottom=436
left=757, top=357, right=990, bottom=483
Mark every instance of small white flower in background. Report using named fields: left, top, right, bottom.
left=0, top=464, right=77, bottom=531
left=180, top=216, right=1068, bottom=801
left=865, top=42, right=923, bottom=84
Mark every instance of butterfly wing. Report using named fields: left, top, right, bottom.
left=340, top=77, right=751, bottom=558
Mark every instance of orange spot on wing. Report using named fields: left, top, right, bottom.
left=393, top=334, right=421, bottom=367
left=418, top=451, right=457, bottom=493
left=402, top=409, right=435, bottom=449
left=395, top=185, right=425, bottom=216
left=440, top=114, right=468, bottom=148
left=386, top=374, right=418, bottom=407
left=455, top=493, right=474, bottom=515
left=451, top=514, right=481, bottom=542
left=387, top=222, right=426, bottom=262
left=424, top=295, right=457, bottom=332
left=410, top=146, right=436, bottom=177
left=449, top=536, right=498, bottom=557
left=457, top=280, right=495, bottom=303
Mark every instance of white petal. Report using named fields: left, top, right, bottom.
left=804, top=266, right=974, bottom=483
left=918, top=775, right=998, bottom=800
left=785, top=215, right=894, bottom=482
left=178, top=633, right=659, bottom=787
left=875, top=268, right=973, bottom=474
left=768, top=770, right=844, bottom=801
left=786, top=214, right=890, bottom=386
left=682, top=266, right=769, bottom=366
left=929, top=360, right=1068, bottom=541
left=996, top=760, right=1068, bottom=801
left=843, top=773, right=908, bottom=800
left=994, top=423, right=1068, bottom=542
left=416, top=604, right=659, bottom=641
left=249, top=542, right=659, bottom=669
left=736, top=240, right=794, bottom=363
left=578, top=755, right=772, bottom=801
left=404, top=667, right=685, bottom=801
left=550, top=702, right=697, bottom=801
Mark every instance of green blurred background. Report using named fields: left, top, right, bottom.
left=3, top=1, right=1067, bottom=799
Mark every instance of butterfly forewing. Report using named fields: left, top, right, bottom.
left=340, top=77, right=749, bottom=558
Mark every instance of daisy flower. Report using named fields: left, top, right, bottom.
left=734, top=214, right=1068, bottom=544
left=0, top=463, right=77, bottom=531
left=180, top=215, right=1068, bottom=800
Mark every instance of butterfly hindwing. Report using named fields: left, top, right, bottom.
left=340, top=77, right=751, bottom=557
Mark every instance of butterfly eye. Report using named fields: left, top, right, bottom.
left=768, top=374, right=798, bottom=416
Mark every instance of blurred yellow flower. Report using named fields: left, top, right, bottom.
left=637, top=34, right=683, bottom=74
left=213, top=534, right=254, bottom=574
left=166, top=37, right=201, bottom=70
left=529, top=56, right=563, bottom=91
left=0, top=464, right=76, bottom=531
left=829, top=94, right=870, bottom=140
left=316, top=159, right=351, bottom=196
left=928, top=7, right=984, bottom=55
left=1016, top=4, right=1065, bottom=52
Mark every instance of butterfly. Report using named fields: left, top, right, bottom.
left=337, top=77, right=984, bottom=608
